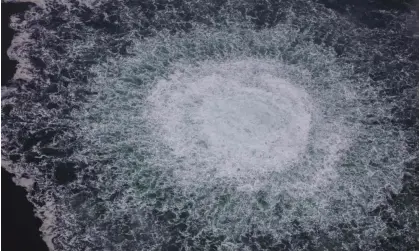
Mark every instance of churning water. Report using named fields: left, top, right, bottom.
left=2, top=0, right=419, bottom=250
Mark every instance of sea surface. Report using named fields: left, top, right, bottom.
left=2, top=0, right=419, bottom=250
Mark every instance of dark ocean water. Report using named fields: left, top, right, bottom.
left=2, top=0, right=419, bottom=250
left=2, top=3, right=48, bottom=251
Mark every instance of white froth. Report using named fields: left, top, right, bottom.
left=7, top=31, right=36, bottom=81
left=146, top=60, right=313, bottom=186
left=79, top=25, right=410, bottom=238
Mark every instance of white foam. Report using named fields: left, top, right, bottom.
left=145, top=60, right=314, bottom=186
left=7, top=31, right=36, bottom=81
left=76, top=24, right=409, bottom=245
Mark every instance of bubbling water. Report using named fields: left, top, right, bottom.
left=3, top=0, right=417, bottom=250
left=146, top=60, right=313, bottom=186
left=72, top=23, right=410, bottom=248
